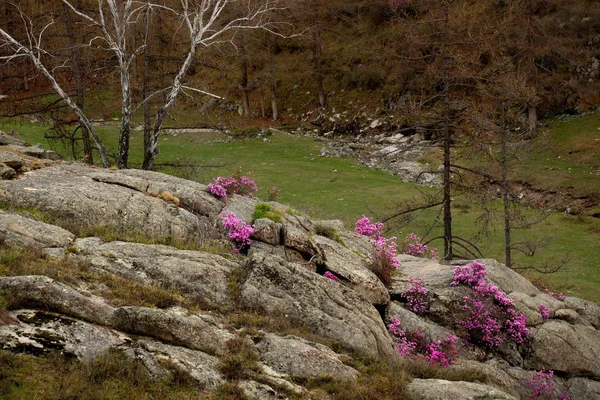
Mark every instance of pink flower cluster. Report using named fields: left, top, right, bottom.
left=221, top=212, right=254, bottom=253
left=355, top=215, right=401, bottom=269
left=525, top=370, right=571, bottom=400
left=539, top=304, right=551, bottom=320
left=387, top=317, right=459, bottom=367
left=324, top=271, right=340, bottom=282
left=208, top=172, right=257, bottom=198
left=403, top=276, right=429, bottom=314
left=402, top=233, right=438, bottom=260
left=451, top=261, right=529, bottom=349
left=544, top=289, right=566, bottom=301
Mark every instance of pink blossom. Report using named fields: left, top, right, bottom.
left=539, top=304, right=551, bottom=320
left=208, top=171, right=257, bottom=198
left=324, top=271, right=340, bottom=282
left=221, top=212, right=254, bottom=253
left=525, top=370, right=572, bottom=400
left=403, top=276, right=429, bottom=314
left=402, top=233, right=438, bottom=260
left=452, top=261, right=529, bottom=349
left=355, top=215, right=401, bottom=270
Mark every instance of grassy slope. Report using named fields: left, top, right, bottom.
left=1, top=114, right=599, bottom=302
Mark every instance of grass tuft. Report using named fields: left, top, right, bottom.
left=252, top=203, right=282, bottom=223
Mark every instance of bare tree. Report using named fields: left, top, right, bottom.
left=62, top=0, right=147, bottom=169
left=141, top=0, right=289, bottom=170
left=0, top=4, right=111, bottom=167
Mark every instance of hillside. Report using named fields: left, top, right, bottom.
left=0, top=147, right=599, bottom=399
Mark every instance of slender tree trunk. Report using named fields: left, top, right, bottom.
left=240, top=35, right=250, bottom=116
left=116, top=65, right=131, bottom=169
left=62, top=2, right=93, bottom=164
left=266, top=33, right=278, bottom=121
left=441, top=5, right=453, bottom=260
left=311, top=0, right=326, bottom=108
left=143, top=8, right=152, bottom=168
left=501, top=106, right=512, bottom=268
left=143, top=45, right=196, bottom=170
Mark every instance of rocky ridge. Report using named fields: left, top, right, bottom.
left=0, top=146, right=599, bottom=399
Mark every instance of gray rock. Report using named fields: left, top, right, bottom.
left=337, top=231, right=378, bottom=266
left=313, top=219, right=345, bottom=231
left=565, top=297, right=600, bottom=329
left=509, top=292, right=565, bottom=327
left=406, top=379, right=518, bottom=400
left=0, top=149, right=25, bottom=169
left=239, top=252, right=396, bottom=360
left=0, top=210, right=75, bottom=248
left=138, top=339, right=224, bottom=389
left=5, top=144, right=61, bottom=160
left=448, top=360, right=524, bottom=399
left=385, top=302, right=457, bottom=343
left=252, top=218, right=282, bottom=246
left=0, top=309, right=129, bottom=359
left=554, top=308, right=591, bottom=326
left=316, top=235, right=389, bottom=304
left=568, top=377, right=600, bottom=400
left=0, top=164, right=15, bottom=179
left=0, top=164, right=214, bottom=243
left=222, top=195, right=260, bottom=224
left=75, top=240, right=239, bottom=308
left=248, top=241, right=288, bottom=260
left=256, top=333, right=359, bottom=380
left=0, top=132, right=28, bottom=146
left=89, top=169, right=222, bottom=217
left=476, top=259, right=540, bottom=296
left=524, top=320, right=600, bottom=378
left=239, top=380, right=289, bottom=400
left=0, top=275, right=115, bottom=325
left=281, top=221, right=320, bottom=258
left=112, top=306, right=233, bottom=356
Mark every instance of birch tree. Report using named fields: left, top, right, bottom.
left=141, top=0, right=287, bottom=170
left=62, top=0, right=147, bottom=169
left=0, top=5, right=111, bottom=167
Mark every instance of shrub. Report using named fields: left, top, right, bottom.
left=221, top=212, right=254, bottom=253
left=268, top=186, right=279, bottom=201
left=208, top=170, right=257, bottom=199
left=539, top=304, right=551, bottom=320
left=402, top=233, right=438, bottom=260
left=525, top=370, right=572, bottom=400
left=314, top=225, right=345, bottom=246
left=355, top=215, right=401, bottom=270
left=402, top=276, right=429, bottom=314
left=451, top=261, right=529, bottom=349
left=387, top=317, right=459, bottom=367
left=544, top=289, right=566, bottom=301
left=252, top=203, right=282, bottom=223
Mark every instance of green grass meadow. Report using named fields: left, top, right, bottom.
left=2, top=114, right=599, bottom=302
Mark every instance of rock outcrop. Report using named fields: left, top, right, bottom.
left=0, top=149, right=598, bottom=399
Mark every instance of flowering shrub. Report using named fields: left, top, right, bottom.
left=402, top=276, right=429, bottom=314
left=221, top=212, right=254, bottom=253
left=324, top=271, right=340, bottom=282
left=525, top=370, right=571, bottom=400
left=544, top=289, right=566, bottom=301
left=451, top=261, right=529, bottom=349
left=268, top=186, right=279, bottom=201
left=355, top=215, right=401, bottom=269
left=539, top=304, right=551, bottom=320
left=208, top=170, right=257, bottom=198
left=387, top=317, right=459, bottom=367
left=402, top=233, right=438, bottom=260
